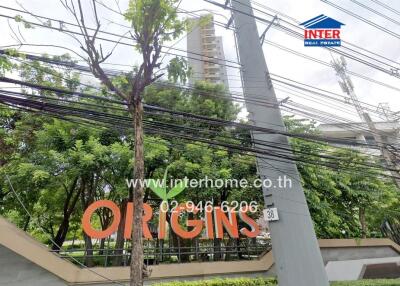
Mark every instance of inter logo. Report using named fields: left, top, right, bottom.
left=300, top=14, right=345, bottom=47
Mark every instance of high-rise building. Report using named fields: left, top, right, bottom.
left=187, top=15, right=229, bottom=88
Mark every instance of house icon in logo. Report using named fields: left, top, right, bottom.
left=300, top=14, right=345, bottom=47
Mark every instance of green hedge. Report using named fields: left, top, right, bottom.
left=153, top=278, right=400, bottom=286
left=153, top=278, right=277, bottom=286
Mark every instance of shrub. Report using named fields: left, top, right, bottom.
left=153, top=278, right=400, bottom=286
left=153, top=277, right=277, bottom=286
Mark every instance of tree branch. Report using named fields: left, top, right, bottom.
left=60, top=0, right=127, bottom=101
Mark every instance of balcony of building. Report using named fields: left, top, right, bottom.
left=202, top=53, right=218, bottom=60
left=203, top=42, right=217, bottom=49
left=202, top=36, right=216, bottom=44
left=201, top=24, right=215, bottom=33
left=204, top=62, right=220, bottom=69
left=205, top=73, right=222, bottom=80
left=203, top=59, right=220, bottom=67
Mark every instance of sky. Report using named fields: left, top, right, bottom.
left=0, top=0, right=399, bottom=124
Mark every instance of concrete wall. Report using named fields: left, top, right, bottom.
left=1, top=243, right=398, bottom=286
left=266, top=244, right=400, bottom=279
left=326, top=256, right=400, bottom=281
left=187, top=16, right=229, bottom=88
left=215, top=36, right=229, bottom=88
left=0, top=245, right=66, bottom=286
left=187, top=19, right=204, bottom=85
left=1, top=216, right=400, bottom=286
left=320, top=246, right=399, bottom=265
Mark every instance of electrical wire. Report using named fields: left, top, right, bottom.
left=369, top=0, right=400, bottom=17
left=321, top=0, right=400, bottom=40
left=5, top=49, right=399, bottom=147
left=1, top=86, right=398, bottom=179
left=0, top=5, right=241, bottom=67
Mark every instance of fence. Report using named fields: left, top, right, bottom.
left=51, top=238, right=271, bottom=267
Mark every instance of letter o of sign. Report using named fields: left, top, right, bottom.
left=82, top=200, right=121, bottom=239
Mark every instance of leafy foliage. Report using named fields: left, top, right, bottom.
left=14, top=14, right=35, bottom=29
left=154, top=278, right=277, bottom=286
left=154, top=278, right=400, bottom=286
left=0, top=49, right=399, bottom=264
left=0, top=55, right=12, bottom=76
left=167, top=57, right=192, bottom=84
left=125, top=0, right=185, bottom=47
left=286, top=117, right=399, bottom=238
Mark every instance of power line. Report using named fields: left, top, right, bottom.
left=7, top=48, right=399, bottom=145
left=350, top=0, right=400, bottom=26
left=265, top=40, right=400, bottom=94
left=6, top=48, right=396, bottom=145
left=0, top=12, right=241, bottom=72
left=2, top=91, right=396, bottom=180
left=223, top=0, right=400, bottom=78
left=0, top=6, right=396, bottom=119
left=189, top=68, right=396, bottom=120
left=369, top=0, right=400, bottom=17
left=249, top=0, right=400, bottom=68
left=5, top=74, right=396, bottom=149
left=1, top=12, right=398, bottom=150
left=5, top=0, right=400, bottom=81
left=2, top=50, right=304, bottom=132
left=269, top=74, right=399, bottom=124
left=4, top=67, right=398, bottom=168
left=321, top=0, right=400, bottom=40
left=0, top=4, right=241, bottom=67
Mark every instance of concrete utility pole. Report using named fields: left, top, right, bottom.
left=332, top=56, right=400, bottom=189
left=230, top=1, right=329, bottom=285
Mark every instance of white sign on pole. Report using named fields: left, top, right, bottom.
left=263, top=208, right=279, bottom=222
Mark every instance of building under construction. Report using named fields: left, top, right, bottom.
left=187, top=15, right=229, bottom=88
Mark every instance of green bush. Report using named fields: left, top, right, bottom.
left=153, top=277, right=277, bottom=286
left=153, top=278, right=400, bottom=286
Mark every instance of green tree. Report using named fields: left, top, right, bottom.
left=286, top=117, right=399, bottom=238
left=49, top=1, right=190, bottom=283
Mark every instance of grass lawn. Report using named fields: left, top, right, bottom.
left=153, top=278, right=400, bottom=286
left=333, top=280, right=400, bottom=286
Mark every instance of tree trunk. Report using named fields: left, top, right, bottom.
left=52, top=177, right=80, bottom=251
left=83, top=232, right=94, bottom=267
left=72, top=230, right=77, bottom=248
left=130, top=99, right=146, bottom=286
left=359, top=207, right=367, bottom=239
left=80, top=178, right=95, bottom=266
left=23, top=216, right=30, bottom=232
left=99, top=238, right=106, bottom=256
left=99, top=210, right=111, bottom=256
left=52, top=217, right=70, bottom=251
left=114, top=199, right=128, bottom=266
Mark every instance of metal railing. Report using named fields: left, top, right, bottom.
left=51, top=238, right=271, bottom=268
